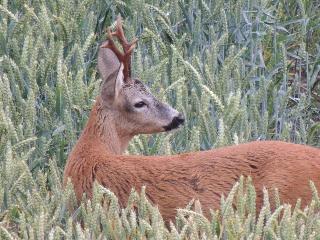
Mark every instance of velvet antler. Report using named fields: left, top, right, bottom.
left=101, top=16, right=138, bottom=81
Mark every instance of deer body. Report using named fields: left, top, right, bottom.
left=64, top=101, right=320, bottom=220
left=64, top=17, right=320, bottom=221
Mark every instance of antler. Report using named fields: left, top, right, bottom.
left=101, top=16, right=138, bottom=81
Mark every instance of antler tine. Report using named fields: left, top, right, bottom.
left=101, top=16, right=138, bottom=81
left=112, top=17, right=126, bottom=45
left=113, top=16, right=138, bottom=49
left=105, top=27, right=125, bottom=62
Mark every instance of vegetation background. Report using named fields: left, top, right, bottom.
left=0, top=0, right=319, bottom=238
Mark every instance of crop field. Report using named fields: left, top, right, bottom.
left=0, top=0, right=320, bottom=239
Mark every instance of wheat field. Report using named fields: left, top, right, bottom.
left=0, top=0, right=320, bottom=239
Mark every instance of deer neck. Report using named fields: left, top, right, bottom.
left=83, top=97, right=133, bottom=155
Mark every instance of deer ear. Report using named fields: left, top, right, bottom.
left=100, top=64, right=124, bottom=106
left=114, top=63, right=124, bottom=98
left=98, top=41, right=121, bottom=82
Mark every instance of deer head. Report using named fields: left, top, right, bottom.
left=97, top=16, right=184, bottom=135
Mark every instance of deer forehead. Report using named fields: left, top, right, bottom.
left=123, top=79, right=153, bottom=98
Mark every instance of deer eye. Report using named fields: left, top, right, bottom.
left=134, top=101, right=146, bottom=108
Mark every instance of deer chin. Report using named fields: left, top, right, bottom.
left=163, top=126, right=182, bottom=132
left=163, top=121, right=183, bottom=132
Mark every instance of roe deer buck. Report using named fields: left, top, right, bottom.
left=64, top=16, right=320, bottom=221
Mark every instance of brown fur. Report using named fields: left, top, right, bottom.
left=64, top=97, right=320, bottom=221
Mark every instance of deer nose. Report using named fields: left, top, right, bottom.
left=175, top=113, right=185, bottom=125
left=163, top=113, right=185, bottom=131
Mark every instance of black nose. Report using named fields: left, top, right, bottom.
left=175, top=113, right=185, bottom=125
left=163, top=113, right=185, bottom=131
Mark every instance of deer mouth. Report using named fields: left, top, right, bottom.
left=163, top=115, right=185, bottom=131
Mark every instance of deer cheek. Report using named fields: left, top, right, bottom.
left=124, top=103, right=134, bottom=113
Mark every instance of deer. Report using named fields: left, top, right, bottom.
left=64, top=16, right=320, bottom=222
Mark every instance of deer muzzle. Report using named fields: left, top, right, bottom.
left=163, top=113, right=185, bottom=131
